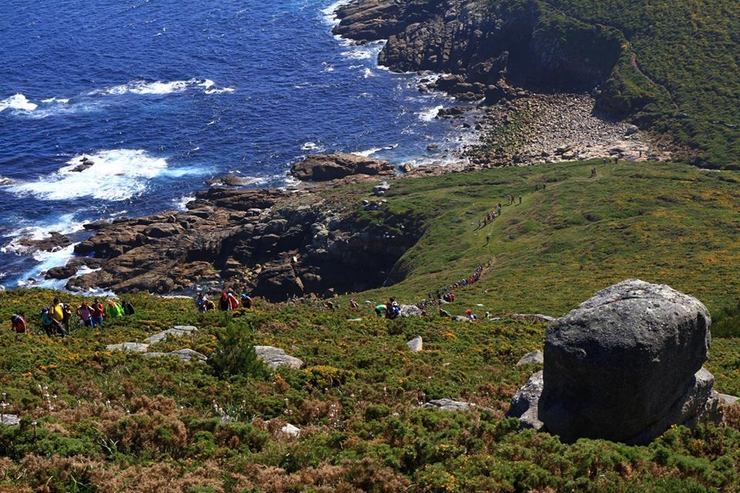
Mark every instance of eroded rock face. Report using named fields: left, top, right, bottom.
left=334, top=0, right=623, bottom=99
left=290, top=153, right=394, bottom=181
left=65, top=185, right=422, bottom=300
left=539, top=279, right=712, bottom=444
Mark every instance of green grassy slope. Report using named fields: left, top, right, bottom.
left=0, top=288, right=737, bottom=492
left=495, top=0, right=739, bottom=168
left=0, top=163, right=738, bottom=491
left=362, top=161, right=739, bottom=326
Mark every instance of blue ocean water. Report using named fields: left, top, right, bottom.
left=0, top=0, right=469, bottom=287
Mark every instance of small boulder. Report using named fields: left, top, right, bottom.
left=400, top=304, right=423, bottom=317
left=281, top=423, right=301, bottom=438
left=407, top=336, right=423, bottom=352
left=255, top=346, right=304, bottom=369
left=144, top=349, right=207, bottom=362
left=507, top=371, right=544, bottom=430
left=516, top=350, right=543, bottom=366
left=106, top=342, right=149, bottom=353
left=423, top=399, right=475, bottom=412
left=0, top=414, right=20, bottom=426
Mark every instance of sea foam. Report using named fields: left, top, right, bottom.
left=0, top=93, right=38, bottom=112
left=10, top=149, right=169, bottom=201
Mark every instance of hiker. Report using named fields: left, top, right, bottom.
left=439, top=308, right=452, bottom=318
left=10, top=314, right=27, bottom=333
left=386, top=298, right=401, bottom=319
left=41, top=307, right=64, bottom=336
left=240, top=293, right=253, bottom=309
left=219, top=292, right=231, bottom=311
left=349, top=298, right=359, bottom=309
left=374, top=303, right=387, bottom=317
left=590, top=167, right=597, bottom=178
left=91, top=299, right=104, bottom=327
left=122, top=300, right=135, bottom=316
left=50, top=297, right=66, bottom=334
left=62, top=303, right=72, bottom=332
left=465, top=309, right=478, bottom=321
left=227, top=291, right=240, bottom=310
left=518, top=196, right=522, bottom=205
left=77, top=302, right=92, bottom=327
left=105, top=299, right=124, bottom=319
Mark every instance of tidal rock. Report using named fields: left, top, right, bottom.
left=255, top=346, right=304, bottom=370
left=17, top=232, right=71, bottom=253
left=423, top=399, right=475, bottom=412
left=407, top=336, right=423, bottom=352
left=516, top=350, right=543, bottom=366
left=290, top=153, right=394, bottom=181
left=507, top=370, right=544, bottom=430
left=539, top=279, right=712, bottom=443
left=106, top=342, right=150, bottom=353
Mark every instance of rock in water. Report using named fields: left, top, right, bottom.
left=290, top=153, right=394, bottom=181
left=539, top=279, right=712, bottom=444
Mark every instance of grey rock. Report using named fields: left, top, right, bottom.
left=540, top=279, right=711, bottom=443
left=407, top=336, right=423, bottom=352
left=144, top=348, right=207, bottom=362
left=400, top=304, right=423, bottom=317
left=281, top=423, right=301, bottom=438
left=106, top=342, right=150, bottom=353
left=516, top=350, right=544, bottom=366
left=0, top=414, right=20, bottom=426
left=510, top=313, right=557, bottom=323
left=507, top=371, right=545, bottom=430
left=144, top=325, right=198, bottom=345
left=255, top=345, right=304, bottom=369
left=423, top=399, right=475, bottom=412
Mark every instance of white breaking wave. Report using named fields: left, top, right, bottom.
left=301, top=141, right=326, bottom=152
left=10, top=149, right=169, bottom=201
left=174, top=195, right=196, bottom=211
left=353, top=147, right=382, bottom=157
left=90, top=78, right=233, bottom=96
left=321, top=0, right=350, bottom=26
left=0, top=93, right=38, bottom=112
left=1, top=214, right=88, bottom=256
left=418, top=105, right=444, bottom=122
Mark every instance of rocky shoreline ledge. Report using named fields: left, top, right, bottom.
left=37, top=154, right=418, bottom=299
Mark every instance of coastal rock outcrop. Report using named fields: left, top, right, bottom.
left=290, top=153, right=394, bottom=181
left=509, top=279, right=724, bottom=444
left=67, top=185, right=422, bottom=300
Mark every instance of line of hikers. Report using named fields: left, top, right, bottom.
left=195, top=290, right=252, bottom=313
left=10, top=297, right=134, bottom=336
left=414, top=264, right=486, bottom=311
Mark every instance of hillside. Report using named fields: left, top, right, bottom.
left=336, top=0, right=739, bottom=168
left=0, top=162, right=738, bottom=491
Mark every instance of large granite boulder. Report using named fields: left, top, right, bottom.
left=290, top=153, right=394, bottom=181
left=537, top=279, right=712, bottom=443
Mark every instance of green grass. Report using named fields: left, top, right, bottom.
left=0, top=162, right=738, bottom=491
left=361, top=160, right=739, bottom=324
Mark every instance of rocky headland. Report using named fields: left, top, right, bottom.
left=53, top=154, right=419, bottom=300
left=335, top=0, right=680, bottom=166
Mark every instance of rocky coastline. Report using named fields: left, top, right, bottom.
left=21, top=0, right=683, bottom=297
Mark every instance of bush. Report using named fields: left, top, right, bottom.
left=208, top=323, right=268, bottom=379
